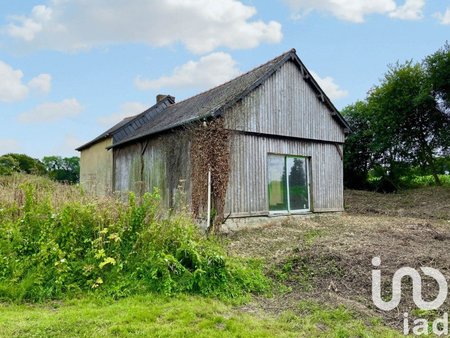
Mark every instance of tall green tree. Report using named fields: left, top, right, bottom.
left=425, top=42, right=450, bottom=111
left=367, top=61, right=449, bottom=186
left=42, top=156, right=80, bottom=184
left=341, top=101, right=373, bottom=189
left=0, top=155, right=20, bottom=175
left=425, top=43, right=450, bottom=154
left=342, top=44, right=450, bottom=190
left=0, top=153, right=46, bottom=175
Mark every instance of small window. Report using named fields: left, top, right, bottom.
left=268, top=154, right=310, bottom=213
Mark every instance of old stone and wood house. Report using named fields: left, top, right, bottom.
left=77, top=49, right=350, bottom=229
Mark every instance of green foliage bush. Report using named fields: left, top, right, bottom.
left=0, top=154, right=80, bottom=184
left=0, top=175, right=267, bottom=302
left=367, top=174, right=450, bottom=189
left=400, top=174, right=450, bottom=188
left=0, top=153, right=46, bottom=176
left=0, top=155, right=20, bottom=176
left=42, top=156, right=80, bottom=184
left=342, top=43, right=450, bottom=191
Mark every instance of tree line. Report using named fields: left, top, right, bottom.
left=0, top=153, right=80, bottom=184
left=343, top=43, right=450, bottom=191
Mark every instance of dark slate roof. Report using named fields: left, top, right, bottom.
left=76, top=95, right=175, bottom=151
left=75, top=115, right=135, bottom=151
left=77, top=48, right=350, bottom=151
left=110, top=95, right=175, bottom=145
left=109, top=48, right=350, bottom=149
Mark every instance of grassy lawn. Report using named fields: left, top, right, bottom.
left=0, top=294, right=398, bottom=337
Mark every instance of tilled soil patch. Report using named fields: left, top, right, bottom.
left=228, top=212, right=450, bottom=330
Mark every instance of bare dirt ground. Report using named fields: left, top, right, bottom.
left=227, top=187, right=450, bottom=330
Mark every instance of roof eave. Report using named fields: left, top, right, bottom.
left=107, top=111, right=215, bottom=150
left=288, top=53, right=351, bottom=133
left=76, top=95, right=176, bottom=152
left=76, top=135, right=110, bottom=151
left=216, top=51, right=294, bottom=117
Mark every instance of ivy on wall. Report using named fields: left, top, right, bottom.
left=122, top=116, right=231, bottom=233
left=190, top=117, right=230, bottom=233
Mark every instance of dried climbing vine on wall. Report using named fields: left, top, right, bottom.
left=190, top=117, right=230, bottom=233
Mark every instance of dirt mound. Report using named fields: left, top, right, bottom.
left=228, top=187, right=450, bottom=330
left=345, top=187, right=450, bottom=220
left=283, top=216, right=450, bottom=328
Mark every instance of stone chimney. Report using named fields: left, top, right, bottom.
left=156, top=94, right=167, bottom=103
left=156, top=94, right=176, bottom=105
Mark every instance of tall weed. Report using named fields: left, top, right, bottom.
left=0, top=174, right=267, bottom=302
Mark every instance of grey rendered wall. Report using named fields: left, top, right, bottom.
left=79, top=137, right=113, bottom=196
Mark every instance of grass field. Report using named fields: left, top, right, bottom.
left=1, top=175, right=449, bottom=337
left=0, top=294, right=399, bottom=337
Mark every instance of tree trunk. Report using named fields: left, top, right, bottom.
left=418, top=120, right=442, bottom=186
left=424, top=146, right=442, bottom=186
left=431, top=168, right=442, bottom=186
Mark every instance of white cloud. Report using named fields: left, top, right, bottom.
left=0, top=60, right=29, bottom=102
left=434, top=7, right=450, bottom=25
left=389, top=0, right=425, bottom=20
left=18, top=98, right=83, bottom=123
left=0, top=139, right=21, bottom=155
left=310, top=71, right=348, bottom=100
left=135, top=52, right=241, bottom=91
left=28, top=73, right=52, bottom=94
left=284, top=0, right=425, bottom=23
left=97, top=101, right=147, bottom=127
left=6, top=5, right=53, bottom=41
left=4, top=0, right=282, bottom=54
left=0, top=60, right=51, bottom=102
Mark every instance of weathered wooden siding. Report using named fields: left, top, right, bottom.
left=112, top=58, right=346, bottom=218
left=224, top=133, right=344, bottom=217
left=113, top=132, right=191, bottom=208
left=225, top=60, right=345, bottom=144
left=79, top=137, right=113, bottom=196
left=114, top=142, right=141, bottom=195
left=222, top=58, right=345, bottom=217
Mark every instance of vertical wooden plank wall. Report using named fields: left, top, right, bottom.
left=225, top=60, right=345, bottom=144
left=113, top=133, right=192, bottom=209
left=224, top=59, right=346, bottom=216
left=224, top=134, right=344, bottom=216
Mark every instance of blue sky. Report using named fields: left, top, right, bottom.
left=0, top=0, right=449, bottom=158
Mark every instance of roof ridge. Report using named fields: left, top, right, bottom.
left=108, top=49, right=298, bottom=148
left=81, top=47, right=351, bottom=151
left=216, top=49, right=295, bottom=115
left=168, top=48, right=296, bottom=108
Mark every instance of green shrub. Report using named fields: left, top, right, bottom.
left=0, top=175, right=268, bottom=302
left=0, top=155, right=20, bottom=175
left=403, top=174, right=450, bottom=188
left=368, top=174, right=450, bottom=190
left=0, top=153, right=46, bottom=176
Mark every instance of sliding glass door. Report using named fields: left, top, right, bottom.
left=287, top=157, right=309, bottom=211
left=268, top=154, right=310, bottom=213
left=268, top=155, right=288, bottom=211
